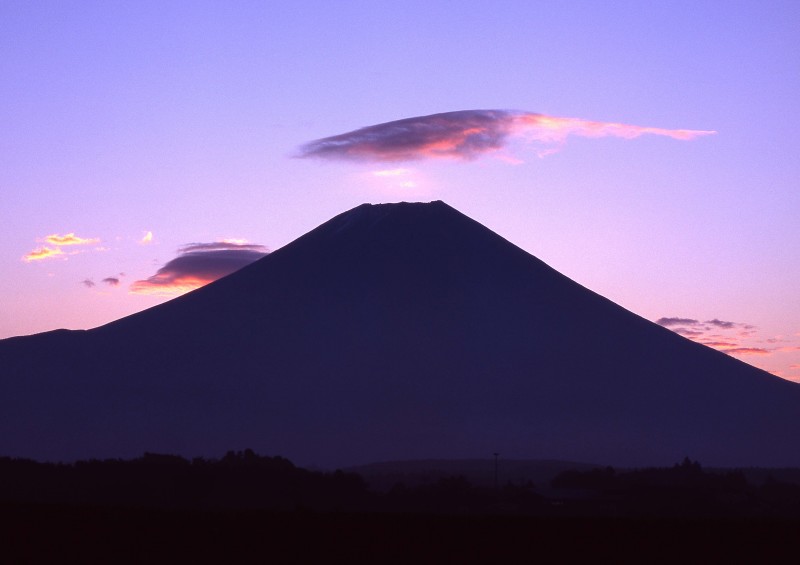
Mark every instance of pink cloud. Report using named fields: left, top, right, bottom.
left=699, top=341, right=739, bottom=348
left=724, top=347, right=771, bottom=356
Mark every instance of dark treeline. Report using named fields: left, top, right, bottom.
left=0, top=449, right=370, bottom=512
left=0, top=449, right=543, bottom=514
left=3, top=451, right=800, bottom=517
left=550, top=457, right=800, bottom=517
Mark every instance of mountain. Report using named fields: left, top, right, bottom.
left=2, top=201, right=800, bottom=468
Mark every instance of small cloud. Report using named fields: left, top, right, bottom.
left=656, top=317, right=700, bottom=327
left=140, top=231, right=154, bottom=245
left=23, top=246, right=64, bottom=262
left=44, top=233, right=99, bottom=246
left=790, top=364, right=800, bottom=370
left=368, top=167, right=420, bottom=190
left=297, top=110, right=715, bottom=163
left=698, top=340, right=738, bottom=348
left=372, top=168, right=412, bottom=177
left=179, top=241, right=268, bottom=253
left=705, top=318, right=736, bottom=329
left=102, top=277, right=120, bottom=287
left=82, top=279, right=95, bottom=288
left=130, top=241, right=269, bottom=296
left=673, top=329, right=704, bottom=337
left=724, top=347, right=771, bottom=356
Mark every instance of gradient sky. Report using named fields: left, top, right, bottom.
left=2, top=1, right=799, bottom=380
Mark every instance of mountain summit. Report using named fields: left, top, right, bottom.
left=2, top=201, right=799, bottom=467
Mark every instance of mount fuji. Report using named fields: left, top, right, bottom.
left=2, top=201, right=799, bottom=468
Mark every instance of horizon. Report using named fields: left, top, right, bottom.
left=2, top=2, right=798, bottom=380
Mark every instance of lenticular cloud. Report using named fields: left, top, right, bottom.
left=298, top=110, right=715, bottom=163
left=130, top=242, right=269, bottom=296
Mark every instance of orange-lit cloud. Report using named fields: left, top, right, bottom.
left=24, top=232, right=101, bottom=262
left=140, top=231, right=154, bottom=245
left=130, top=241, right=268, bottom=296
left=23, top=246, right=64, bottom=262
left=298, top=110, right=715, bottom=162
left=44, top=233, right=99, bottom=246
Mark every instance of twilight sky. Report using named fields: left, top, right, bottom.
left=2, top=1, right=799, bottom=380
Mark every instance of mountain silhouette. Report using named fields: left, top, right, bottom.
left=2, top=201, right=799, bottom=468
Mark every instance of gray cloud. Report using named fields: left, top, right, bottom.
left=179, top=242, right=269, bottom=253
left=656, top=317, right=700, bottom=327
left=723, top=347, right=770, bottom=356
left=706, top=318, right=736, bottom=329
left=102, top=277, right=120, bottom=287
left=672, top=328, right=704, bottom=337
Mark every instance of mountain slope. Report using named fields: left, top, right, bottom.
left=2, top=201, right=799, bottom=467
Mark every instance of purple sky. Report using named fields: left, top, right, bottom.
left=2, top=1, right=799, bottom=380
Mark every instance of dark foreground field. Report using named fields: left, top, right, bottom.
left=3, top=503, right=800, bottom=563
left=5, top=452, right=800, bottom=562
